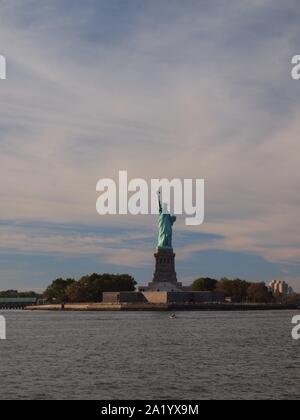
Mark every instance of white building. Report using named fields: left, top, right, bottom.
left=268, top=280, right=293, bottom=295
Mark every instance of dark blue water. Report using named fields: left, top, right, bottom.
left=0, top=310, right=299, bottom=400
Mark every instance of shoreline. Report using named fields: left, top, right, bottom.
left=25, top=303, right=300, bottom=312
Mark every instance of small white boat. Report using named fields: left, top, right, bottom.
left=169, top=314, right=177, bottom=319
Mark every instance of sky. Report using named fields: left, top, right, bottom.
left=0, top=0, right=300, bottom=292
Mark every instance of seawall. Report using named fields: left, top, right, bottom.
left=25, top=303, right=300, bottom=311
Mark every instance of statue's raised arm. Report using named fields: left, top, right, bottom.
left=157, top=190, right=162, bottom=214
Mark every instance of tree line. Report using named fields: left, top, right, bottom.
left=0, top=290, right=40, bottom=298
left=1, top=274, right=298, bottom=304
left=191, top=277, right=300, bottom=304
left=43, top=273, right=137, bottom=303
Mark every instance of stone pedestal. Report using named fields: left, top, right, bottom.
left=153, top=248, right=178, bottom=283
left=140, top=248, right=182, bottom=292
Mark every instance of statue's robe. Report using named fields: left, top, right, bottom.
left=157, top=212, right=176, bottom=248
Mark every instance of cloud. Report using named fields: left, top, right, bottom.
left=0, top=221, right=153, bottom=264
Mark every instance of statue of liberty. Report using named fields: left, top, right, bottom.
left=157, top=190, right=177, bottom=249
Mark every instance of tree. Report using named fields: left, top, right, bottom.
left=273, top=292, right=286, bottom=304
left=0, top=290, right=19, bottom=297
left=63, top=273, right=137, bottom=303
left=43, top=278, right=76, bottom=303
left=216, top=278, right=251, bottom=302
left=192, top=278, right=217, bottom=292
left=286, top=293, right=300, bottom=305
left=18, top=291, right=40, bottom=298
left=0, top=290, right=39, bottom=298
left=216, top=278, right=232, bottom=297
left=247, top=283, right=272, bottom=303
left=231, top=279, right=251, bottom=302
left=65, top=282, right=89, bottom=303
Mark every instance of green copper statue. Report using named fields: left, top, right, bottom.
left=157, top=191, right=176, bottom=249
